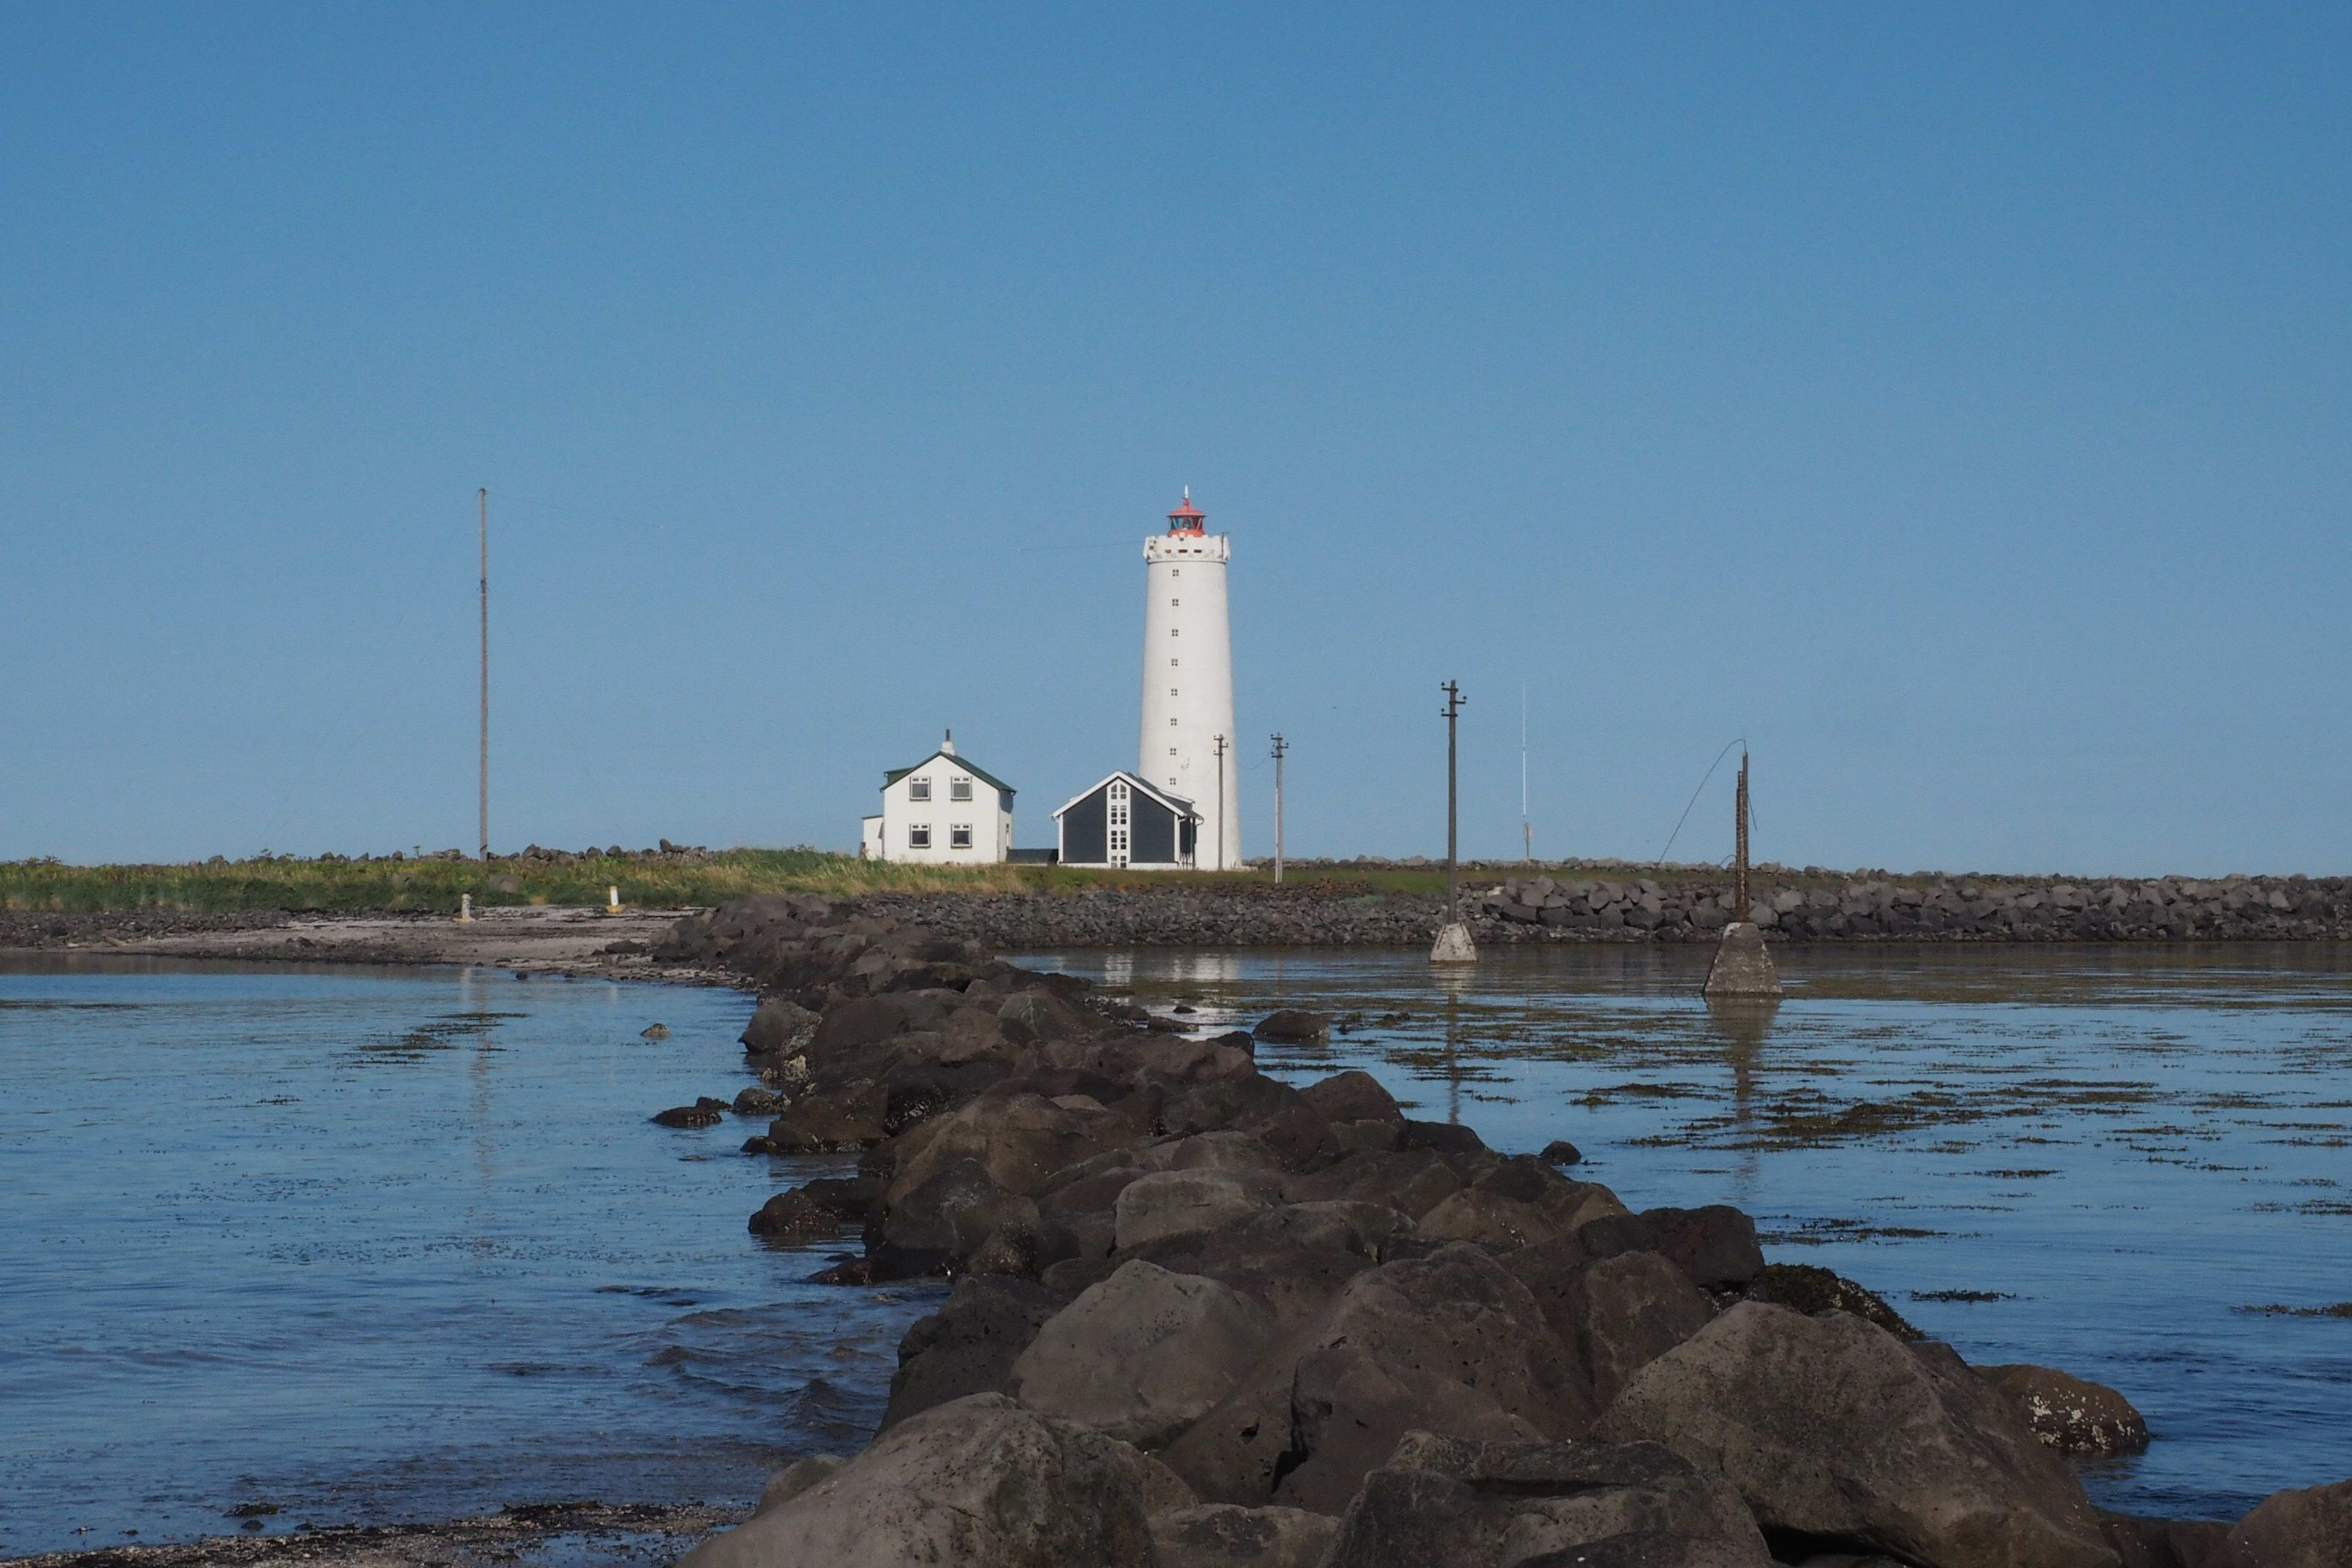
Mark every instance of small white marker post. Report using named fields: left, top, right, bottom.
left=608, top=884, right=622, bottom=914
left=459, top=893, right=472, bottom=924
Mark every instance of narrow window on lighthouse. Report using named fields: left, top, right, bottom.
left=1170, top=598, right=1179, bottom=606
left=1170, top=658, right=1179, bottom=667
left=1170, top=718, right=1178, bottom=726
left=1170, top=628, right=1179, bottom=636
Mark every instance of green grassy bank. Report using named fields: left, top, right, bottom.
left=0, top=849, right=1504, bottom=915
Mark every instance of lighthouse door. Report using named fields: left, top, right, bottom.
left=1108, top=782, right=1130, bottom=868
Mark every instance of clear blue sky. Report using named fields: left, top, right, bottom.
left=4, top=5, right=2345, bottom=876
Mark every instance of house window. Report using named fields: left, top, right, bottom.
left=1170, top=598, right=1180, bottom=606
left=1170, top=687, right=1179, bottom=696
left=1170, top=627, right=1179, bottom=636
left=950, top=824, right=973, bottom=850
left=1108, top=782, right=1129, bottom=867
left=1170, top=717, right=1178, bottom=726
left=950, top=776, right=972, bottom=802
left=1170, top=658, right=1179, bottom=667
left=1168, top=747, right=1177, bottom=755
left=1171, top=568, right=1180, bottom=576
left=1168, top=776, right=1178, bottom=786
left=909, top=777, right=931, bottom=801
left=908, top=824, right=932, bottom=849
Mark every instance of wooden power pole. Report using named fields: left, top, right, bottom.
left=1432, top=682, right=1476, bottom=961
left=1734, top=750, right=1750, bottom=922
left=1212, top=734, right=1228, bottom=872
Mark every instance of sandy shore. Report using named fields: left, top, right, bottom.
left=3, top=907, right=736, bottom=986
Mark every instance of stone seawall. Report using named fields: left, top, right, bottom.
left=851, top=872, right=2352, bottom=949
left=648, top=894, right=2348, bottom=1568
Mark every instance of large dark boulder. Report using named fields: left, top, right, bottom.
left=875, top=1156, right=1039, bottom=1271
left=1284, top=1150, right=1466, bottom=1220
left=677, top=1393, right=1153, bottom=1568
left=1148, top=1504, right=1337, bottom=1568
left=1299, top=1069, right=1400, bottom=1123
left=1320, top=1431, right=1771, bottom=1567
left=2103, top=1512, right=2228, bottom=1568
left=1562, top=1250, right=1717, bottom=1406
left=1254, top=1009, right=1332, bottom=1044
left=1744, top=1261, right=1920, bottom=1340
left=1978, top=1363, right=2150, bottom=1456
left=885, top=1091, right=1130, bottom=1203
left=2215, top=1479, right=2352, bottom=1567
left=741, top=996, right=820, bottom=1057
left=1597, top=1303, right=2117, bottom=1568
left=1008, top=1260, right=1280, bottom=1448
left=1280, top=1346, right=1544, bottom=1513
left=1410, top=1186, right=1565, bottom=1251
left=1158, top=1240, right=1591, bottom=1510
left=883, top=1276, right=1069, bottom=1430
left=1637, top=1204, right=1765, bottom=1289
left=1115, top=1170, right=1280, bottom=1251
left=808, top=992, right=952, bottom=1068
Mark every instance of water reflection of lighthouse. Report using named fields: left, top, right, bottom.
left=1139, top=490, right=1240, bottom=870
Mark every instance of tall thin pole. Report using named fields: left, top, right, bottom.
left=1441, top=680, right=1466, bottom=924
left=478, top=488, right=489, bottom=861
left=1735, top=751, right=1750, bottom=922
left=1270, top=733, right=1287, bottom=884
left=1520, top=684, right=1530, bottom=863
left=1212, top=734, right=1227, bottom=872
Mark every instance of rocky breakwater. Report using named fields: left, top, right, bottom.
left=1477, top=871, right=2352, bottom=943
left=654, top=896, right=2349, bottom=1568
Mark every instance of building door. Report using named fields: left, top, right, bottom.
left=1108, top=781, right=1130, bottom=868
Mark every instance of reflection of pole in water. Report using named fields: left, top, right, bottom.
left=1446, top=990, right=1463, bottom=1124
left=1704, top=996, right=1779, bottom=1199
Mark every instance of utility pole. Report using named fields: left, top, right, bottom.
left=1270, top=733, right=1287, bottom=884
left=1441, top=681, right=1464, bottom=918
left=1734, top=750, right=1750, bottom=922
left=478, top=488, right=489, bottom=862
left=1431, top=682, right=1476, bottom=960
left=1212, top=734, right=1227, bottom=872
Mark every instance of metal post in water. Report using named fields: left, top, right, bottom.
left=1431, top=681, right=1477, bottom=962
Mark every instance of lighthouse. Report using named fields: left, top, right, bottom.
left=1140, top=489, right=1240, bottom=869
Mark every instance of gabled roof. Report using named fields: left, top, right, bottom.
left=1052, top=770, right=1197, bottom=821
left=884, top=750, right=1015, bottom=798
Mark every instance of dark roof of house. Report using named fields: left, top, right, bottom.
left=884, top=750, right=1015, bottom=797
left=1052, top=771, right=1197, bottom=821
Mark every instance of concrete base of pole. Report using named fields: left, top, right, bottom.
left=1430, top=922, right=1479, bottom=963
left=1704, top=922, right=1782, bottom=997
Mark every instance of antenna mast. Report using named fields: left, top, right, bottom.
left=478, top=487, right=489, bottom=862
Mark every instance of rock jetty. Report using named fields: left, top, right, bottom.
left=853, top=868, right=2352, bottom=948
left=656, top=896, right=2348, bottom=1568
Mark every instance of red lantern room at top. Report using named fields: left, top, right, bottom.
left=1166, top=487, right=1206, bottom=535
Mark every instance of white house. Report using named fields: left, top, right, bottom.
left=1054, top=771, right=1197, bottom=870
left=860, top=733, right=1015, bottom=864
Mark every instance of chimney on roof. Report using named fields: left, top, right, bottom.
left=941, top=729, right=957, bottom=756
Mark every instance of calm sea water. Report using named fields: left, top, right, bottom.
left=0, top=958, right=936, bottom=1560
left=3, top=948, right=2346, bottom=1555
left=1017, top=943, right=2352, bottom=1525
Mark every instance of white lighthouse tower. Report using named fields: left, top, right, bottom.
left=1139, top=489, right=1240, bottom=869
